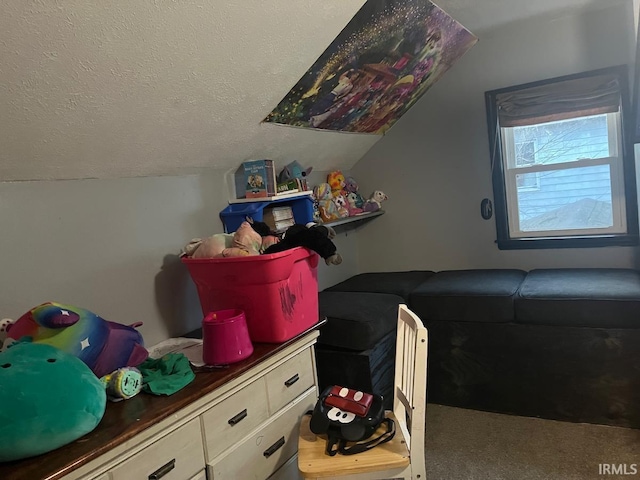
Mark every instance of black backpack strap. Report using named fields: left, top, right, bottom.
left=338, top=417, right=396, bottom=455
left=306, top=409, right=342, bottom=456
left=325, top=431, right=340, bottom=456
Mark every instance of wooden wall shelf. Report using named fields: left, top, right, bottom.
left=228, top=191, right=313, bottom=205
left=323, top=210, right=385, bottom=228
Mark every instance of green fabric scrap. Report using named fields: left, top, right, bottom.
left=138, top=353, right=195, bottom=395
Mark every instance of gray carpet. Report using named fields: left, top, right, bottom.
left=425, top=404, right=640, bottom=480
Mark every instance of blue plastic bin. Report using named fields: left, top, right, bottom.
left=219, top=195, right=315, bottom=233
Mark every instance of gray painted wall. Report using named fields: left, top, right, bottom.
left=352, top=3, right=639, bottom=272
left=0, top=171, right=360, bottom=347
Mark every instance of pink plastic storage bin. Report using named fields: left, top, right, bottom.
left=182, top=247, right=320, bottom=343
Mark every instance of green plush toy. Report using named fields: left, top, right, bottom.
left=0, top=342, right=107, bottom=462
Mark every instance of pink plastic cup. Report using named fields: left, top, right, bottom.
left=202, top=309, right=254, bottom=365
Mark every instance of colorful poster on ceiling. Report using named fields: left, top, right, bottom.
left=262, top=0, right=477, bottom=135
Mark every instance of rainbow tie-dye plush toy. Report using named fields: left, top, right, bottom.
left=5, top=301, right=148, bottom=378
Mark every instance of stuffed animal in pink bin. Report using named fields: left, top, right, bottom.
left=5, top=302, right=148, bottom=378
left=182, top=233, right=235, bottom=258
left=363, top=190, right=388, bottom=212
left=182, top=220, right=279, bottom=259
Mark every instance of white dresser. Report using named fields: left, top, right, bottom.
left=2, top=328, right=320, bottom=480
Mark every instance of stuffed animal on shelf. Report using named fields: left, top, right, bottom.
left=5, top=302, right=148, bottom=378
left=313, top=183, right=340, bottom=223
left=327, top=170, right=346, bottom=198
left=363, top=190, right=388, bottom=213
left=344, top=176, right=365, bottom=209
left=277, top=160, right=313, bottom=185
left=263, top=223, right=342, bottom=265
left=312, top=200, right=322, bottom=223
left=0, top=342, right=107, bottom=462
left=345, top=192, right=364, bottom=216
left=332, top=194, right=350, bottom=218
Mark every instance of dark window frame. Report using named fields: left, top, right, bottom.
left=485, top=65, right=639, bottom=250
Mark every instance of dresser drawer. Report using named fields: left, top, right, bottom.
left=189, top=470, right=207, bottom=480
left=202, top=376, right=270, bottom=461
left=110, top=418, right=204, bottom=480
left=265, top=348, right=315, bottom=414
left=208, top=388, right=315, bottom=480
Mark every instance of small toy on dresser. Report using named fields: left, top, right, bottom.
left=0, top=342, right=107, bottom=462
left=4, top=302, right=148, bottom=377
left=101, top=366, right=143, bottom=402
left=0, top=318, right=12, bottom=350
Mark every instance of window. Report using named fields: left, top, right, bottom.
left=485, top=66, right=638, bottom=249
left=513, top=140, right=539, bottom=190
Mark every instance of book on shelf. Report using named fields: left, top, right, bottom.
left=242, top=159, right=277, bottom=199
left=276, top=177, right=308, bottom=195
left=262, top=205, right=295, bottom=232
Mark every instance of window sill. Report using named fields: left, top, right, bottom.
left=496, top=234, right=640, bottom=250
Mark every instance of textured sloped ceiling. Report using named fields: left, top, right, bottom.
left=0, top=0, right=630, bottom=181
left=0, top=1, right=375, bottom=181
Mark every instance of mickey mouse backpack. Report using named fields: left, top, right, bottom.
left=309, top=385, right=395, bottom=456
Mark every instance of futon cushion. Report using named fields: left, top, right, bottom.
left=515, top=269, right=640, bottom=328
left=324, top=271, right=435, bottom=302
left=410, top=269, right=526, bottom=323
left=318, top=291, right=403, bottom=351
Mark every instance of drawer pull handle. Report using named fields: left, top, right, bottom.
left=284, top=373, right=299, bottom=387
left=228, top=408, right=248, bottom=426
left=263, top=436, right=285, bottom=458
left=148, top=458, right=175, bottom=480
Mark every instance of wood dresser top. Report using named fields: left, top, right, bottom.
left=0, top=322, right=323, bottom=480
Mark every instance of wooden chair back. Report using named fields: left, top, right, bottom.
left=393, top=304, right=428, bottom=479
